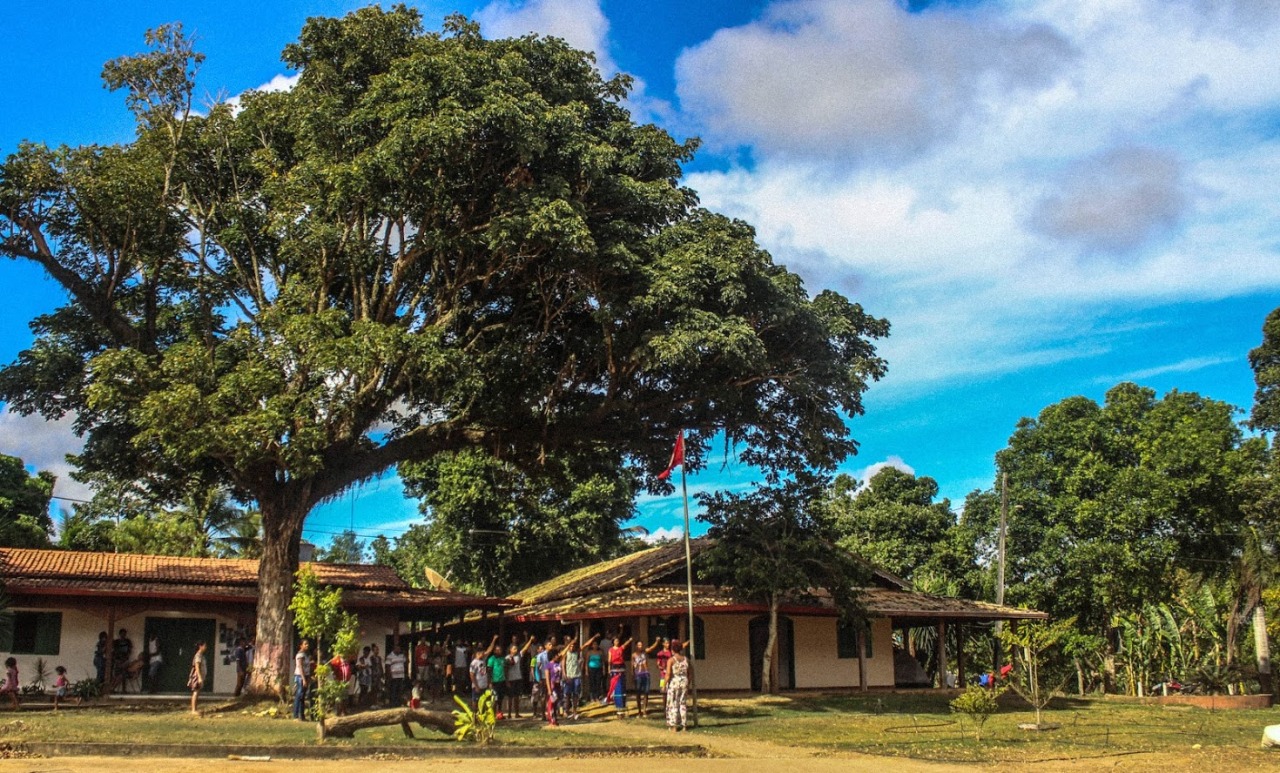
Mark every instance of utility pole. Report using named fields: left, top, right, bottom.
left=993, top=471, right=1008, bottom=678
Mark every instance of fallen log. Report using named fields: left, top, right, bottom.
left=323, top=707, right=456, bottom=739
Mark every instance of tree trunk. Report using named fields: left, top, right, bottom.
left=323, top=707, right=455, bottom=738
left=762, top=595, right=779, bottom=695
left=1074, top=657, right=1085, bottom=696
left=246, top=495, right=310, bottom=698
left=1255, top=604, right=1273, bottom=697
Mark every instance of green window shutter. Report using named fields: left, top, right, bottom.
left=837, top=620, right=857, bottom=659
left=837, top=620, right=874, bottom=659
left=693, top=616, right=706, bottom=660
left=0, top=615, right=12, bottom=652
left=33, top=613, right=61, bottom=655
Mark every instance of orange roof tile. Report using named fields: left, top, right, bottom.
left=0, top=548, right=515, bottom=609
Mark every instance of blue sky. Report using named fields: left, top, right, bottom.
left=2, top=0, right=1278, bottom=548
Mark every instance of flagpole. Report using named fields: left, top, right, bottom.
left=680, top=430, right=699, bottom=727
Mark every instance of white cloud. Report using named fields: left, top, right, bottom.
left=677, top=0, right=1280, bottom=390
left=223, top=72, right=299, bottom=114
left=856, top=455, right=915, bottom=487
left=676, top=0, right=1074, bottom=161
left=1030, top=146, right=1190, bottom=253
left=476, top=0, right=616, bottom=74
left=0, top=408, right=91, bottom=502
left=643, top=525, right=684, bottom=543
left=1091, top=354, right=1238, bottom=385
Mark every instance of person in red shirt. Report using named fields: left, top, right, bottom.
left=413, top=640, right=430, bottom=690
left=607, top=633, right=632, bottom=718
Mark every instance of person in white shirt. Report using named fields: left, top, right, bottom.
left=385, top=644, right=408, bottom=706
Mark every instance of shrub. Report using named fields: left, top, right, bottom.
left=452, top=691, right=496, bottom=744
left=950, top=685, right=1004, bottom=741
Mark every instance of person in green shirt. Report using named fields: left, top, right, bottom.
left=486, top=644, right=507, bottom=719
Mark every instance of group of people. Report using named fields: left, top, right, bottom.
left=92, top=628, right=164, bottom=694
left=290, top=630, right=693, bottom=731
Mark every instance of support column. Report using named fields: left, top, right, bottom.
left=103, top=607, right=117, bottom=696
left=956, top=623, right=966, bottom=687
left=856, top=623, right=868, bottom=692
left=936, top=620, right=947, bottom=690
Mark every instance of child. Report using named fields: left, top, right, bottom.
left=53, top=665, right=70, bottom=710
left=2, top=658, right=18, bottom=709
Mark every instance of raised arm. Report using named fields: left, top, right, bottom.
left=519, top=634, right=536, bottom=656
left=481, top=634, right=499, bottom=659
left=645, top=637, right=661, bottom=654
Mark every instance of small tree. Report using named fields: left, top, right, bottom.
left=289, top=568, right=359, bottom=735
left=950, top=685, right=1004, bottom=741
left=999, top=617, right=1075, bottom=728
left=702, top=478, right=868, bottom=694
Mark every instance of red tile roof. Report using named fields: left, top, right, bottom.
left=0, top=548, right=514, bottom=609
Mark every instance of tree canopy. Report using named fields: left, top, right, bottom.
left=395, top=448, right=636, bottom=595
left=0, top=6, right=887, bottom=694
left=966, top=382, right=1263, bottom=637
left=0, top=454, right=55, bottom=547
left=825, top=468, right=979, bottom=595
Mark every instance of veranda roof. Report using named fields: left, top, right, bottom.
left=502, top=539, right=1046, bottom=625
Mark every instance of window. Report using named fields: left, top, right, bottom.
left=837, top=619, right=872, bottom=660
left=0, top=612, right=62, bottom=655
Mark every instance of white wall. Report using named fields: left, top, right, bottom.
left=0, top=605, right=406, bottom=695
left=695, top=614, right=751, bottom=690
left=791, top=615, right=893, bottom=689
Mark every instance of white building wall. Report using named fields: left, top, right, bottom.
left=790, top=615, right=894, bottom=689
left=0, top=606, right=408, bottom=695
left=694, top=614, right=751, bottom=690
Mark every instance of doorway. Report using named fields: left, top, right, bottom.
left=143, top=617, right=217, bottom=693
left=748, top=614, right=795, bottom=691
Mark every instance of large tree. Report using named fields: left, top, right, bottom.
left=968, top=383, right=1261, bottom=643
left=0, top=454, right=55, bottom=547
left=0, top=8, right=887, bottom=695
left=825, top=468, right=979, bottom=595
left=397, top=448, right=635, bottom=595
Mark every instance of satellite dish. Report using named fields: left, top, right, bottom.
left=424, top=566, right=454, bottom=592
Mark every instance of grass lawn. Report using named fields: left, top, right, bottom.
left=689, top=692, right=1279, bottom=766
left=0, top=703, right=645, bottom=750
left=1, top=693, right=1276, bottom=767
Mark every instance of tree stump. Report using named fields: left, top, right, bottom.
left=322, top=707, right=455, bottom=739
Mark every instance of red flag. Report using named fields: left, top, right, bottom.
left=658, top=432, right=684, bottom=480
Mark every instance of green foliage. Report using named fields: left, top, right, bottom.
left=702, top=478, right=870, bottom=692
left=0, top=454, right=55, bottom=547
left=290, top=568, right=358, bottom=722
left=289, top=568, right=359, bottom=661
left=949, top=685, right=1004, bottom=741
left=71, top=677, right=101, bottom=701
left=452, top=691, right=497, bottom=744
left=999, top=617, right=1075, bottom=727
left=0, top=5, right=886, bottom=680
left=27, top=657, right=50, bottom=691
left=307, top=662, right=351, bottom=722
left=398, top=448, right=636, bottom=594
left=1113, top=581, right=1235, bottom=696
left=825, top=469, right=980, bottom=595
left=314, top=529, right=366, bottom=564
left=971, top=383, right=1260, bottom=638
left=1249, top=306, right=1280, bottom=432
